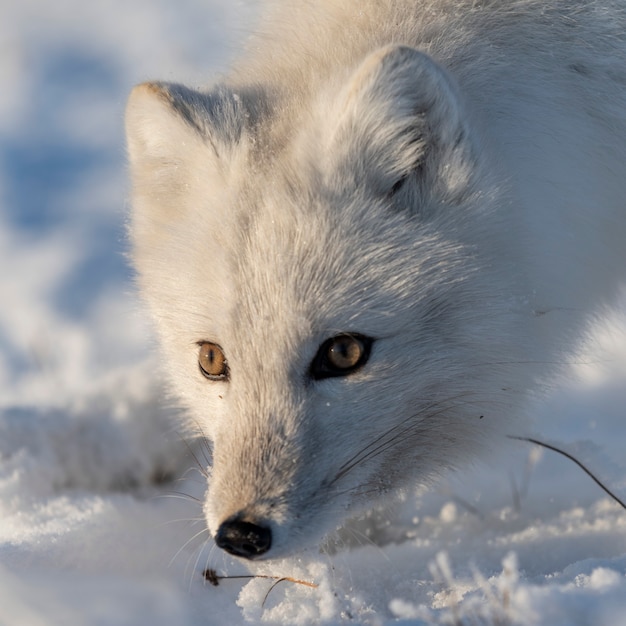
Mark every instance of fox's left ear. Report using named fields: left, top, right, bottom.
left=323, top=45, right=476, bottom=205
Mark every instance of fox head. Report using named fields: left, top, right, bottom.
left=126, top=45, right=527, bottom=559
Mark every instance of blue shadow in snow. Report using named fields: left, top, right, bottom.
left=1, top=45, right=134, bottom=319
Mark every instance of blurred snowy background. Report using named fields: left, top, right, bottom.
left=1, top=2, right=626, bottom=624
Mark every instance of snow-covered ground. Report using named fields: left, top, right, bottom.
left=1, top=2, right=626, bottom=624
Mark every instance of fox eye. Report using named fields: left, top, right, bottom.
left=197, top=342, right=229, bottom=381
left=309, top=334, right=373, bottom=380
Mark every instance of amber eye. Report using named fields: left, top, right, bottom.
left=309, top=333, right=373, bottom=380
left=197, top=342, right=229, bottom=380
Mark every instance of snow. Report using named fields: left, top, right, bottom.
left=1, top=2, right=626, bottom=624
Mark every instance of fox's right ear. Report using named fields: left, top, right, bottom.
left=125, top=82, right=250, bottom=266
left=125, top=81, right=246, bottom=190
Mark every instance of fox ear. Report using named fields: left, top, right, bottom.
left=125, top=81, right=245, bottom=193
left=125, top=82, right=248, bottom=264
left=324, top=45, right=473, bottom=204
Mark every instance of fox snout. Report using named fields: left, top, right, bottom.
left=215, top=516, right=272, bottom=559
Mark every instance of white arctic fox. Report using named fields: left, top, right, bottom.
left=125, top=0, right=626, bottom=560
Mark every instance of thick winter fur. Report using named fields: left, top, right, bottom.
left=126, top=0, right=626, bottom=559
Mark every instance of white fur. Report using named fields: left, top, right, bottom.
left=125, top=0, right=626, bottom=559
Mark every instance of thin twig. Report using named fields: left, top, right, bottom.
left=203, top=568, right=318, bottom=591
left=509, top=435, right=626, bottom=510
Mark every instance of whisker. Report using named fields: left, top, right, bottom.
left=202, top=543, right=220, bottom=587
left=188, top=419, right=214, bottom=467
left=157, top=516, right=206, bottom=527
left=199, top=436, right=213, bottom=468
left=190, top=536, right=213, bottom=588
left=331, top=397, right=440, bottom=483
left=176, top=430, right=210, bottom=477
left=168, top=526, right=211, bottom=569
left=158, top=491, right=202, bottom=503
left=330, top=394, right=467, bottom=486
left=175, top=466, right=210, bottom=483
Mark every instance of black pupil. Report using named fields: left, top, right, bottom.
left=330, top=337, right=360, bottom=365
left=207, top=348, right=217, bottom=365
left=309, top=333, right=373, bottom=380
left=199, top=342, right=227, bottom=379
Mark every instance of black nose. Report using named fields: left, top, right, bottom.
left=215, top=519, right=272, bottom=559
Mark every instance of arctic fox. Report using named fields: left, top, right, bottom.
left=125, top=0, right=626, bottom=560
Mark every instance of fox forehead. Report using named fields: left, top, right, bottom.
left=222, top=182, right=461, bottom=341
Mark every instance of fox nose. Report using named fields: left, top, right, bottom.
left=215, top=518, right=272, bottom=559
